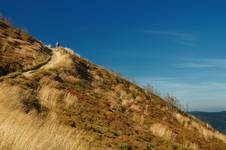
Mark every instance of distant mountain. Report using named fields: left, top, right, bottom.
left=191, top=111, right=226, bottom=134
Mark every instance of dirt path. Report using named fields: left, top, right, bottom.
left=0, top=48, right=53, bottom=80
left=22, top=48, right=60, bottom=77
left=0, top=47, right=74, bottom=81
left=23, top=47, right=74, bottom=78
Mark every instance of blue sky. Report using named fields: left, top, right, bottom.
left=1, top=0, right=226, bottom=111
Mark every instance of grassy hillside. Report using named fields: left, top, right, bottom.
left=0, top=17, right=226, bottom=150
left=0, top=18, right=51, bottom=77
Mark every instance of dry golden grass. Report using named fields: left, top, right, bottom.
left=0, top=109, right=90, bottom=150
left=38, top=84, right=78, bottom=110
left=0, top=83, right=91, bottom=150
left=149, top=123, right=175, bottom=141
left=149, top=122, right=201, bottom=150
left=0, top=83, right=29, bottom=109
left=173, top=112, right=226, bottom=143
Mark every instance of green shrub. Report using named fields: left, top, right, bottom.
left=120, top=143, right=133, bottom=150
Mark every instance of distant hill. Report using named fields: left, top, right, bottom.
left=191, top=111, right=226, bottom=134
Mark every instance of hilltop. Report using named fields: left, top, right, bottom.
left=1, top=18, right=226, bottom=150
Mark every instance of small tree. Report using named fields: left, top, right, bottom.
left=165, top=95, right=183, bottom=110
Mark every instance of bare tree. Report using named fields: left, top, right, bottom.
left=165, top=94, right=183, bottom=110
left=143, top=83, right=159, bottom=96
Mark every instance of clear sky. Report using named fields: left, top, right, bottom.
left=1, top=0, right=226, bottom=112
